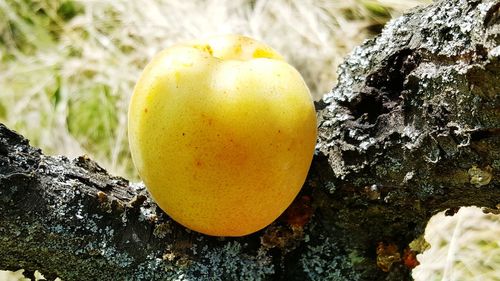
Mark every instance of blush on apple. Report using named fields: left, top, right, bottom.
left=128, top=35, right=317, bottom=236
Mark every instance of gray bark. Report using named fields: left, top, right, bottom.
left=1, top=0, right=499, bottom=280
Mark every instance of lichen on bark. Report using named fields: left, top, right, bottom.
left=1, top=0, right=499, bottom=280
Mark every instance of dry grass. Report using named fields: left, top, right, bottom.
left=413, top=207, right=500, bottom=281
left=0, top=0, right=426, bottom=178
left=2, top=1, right=499, bottom=280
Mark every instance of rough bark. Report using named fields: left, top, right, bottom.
left=1, top=0, right=499, bottom=280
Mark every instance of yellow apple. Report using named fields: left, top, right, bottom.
left=128, top=35, right=317, bottom=236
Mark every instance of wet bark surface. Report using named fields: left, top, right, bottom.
left=1, top=0, right=499, bottom=280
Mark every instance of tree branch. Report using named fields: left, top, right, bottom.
left=1, top=0, right=499, bottom=280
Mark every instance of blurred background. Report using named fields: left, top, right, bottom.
left=1, top=0, right=499, bottom=280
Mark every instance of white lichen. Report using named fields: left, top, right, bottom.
left=157, top=241, right=274, bottom=281
left=301, top=237, right=361, bottom=281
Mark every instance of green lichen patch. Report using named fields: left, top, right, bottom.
left=468, top=165, right=493, bottom=187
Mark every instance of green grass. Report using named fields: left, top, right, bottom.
left=5, top=1, right=500, bottom=281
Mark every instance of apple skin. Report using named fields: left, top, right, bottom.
left=128, top=35, right=317, bottom=236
